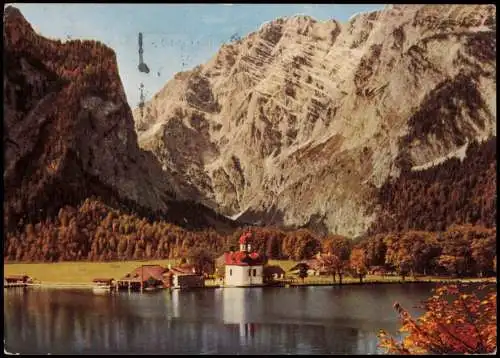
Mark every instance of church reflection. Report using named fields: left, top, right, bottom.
left=5, top=288, right=382, bottom=354
left=221, top=287, right=260, bottom=344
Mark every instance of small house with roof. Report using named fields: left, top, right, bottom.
left=165, top=263, right=205, bottom=289
left=263, top=265, right=286, bottom=283
left=117, top=264, right=169, bottom=291
left=117, top=264, right=204, bottom=291
left=224, top=232, right=265, bottom=287
left=290, top=253, right=331, bottom=276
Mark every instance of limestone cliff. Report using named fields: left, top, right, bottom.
left=3, top=6, right=236, bottom=232
left=134, top=4, right=496, bottom=237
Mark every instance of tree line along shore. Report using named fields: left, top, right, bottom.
left=4, top=258, right=496, bottom=288
left=4, top=199, right=496, bottom=283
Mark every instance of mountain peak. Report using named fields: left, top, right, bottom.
left=3, top=7, right=238, bottom=232
left=133, top=4, right=496, bottom=237
left=4, top=5, right=24, bottom=19
left=3, top=5, right=34, bottom=33
left=259, top=14, right=320, bottom=33
left=284, top=14, right=317, bottom=23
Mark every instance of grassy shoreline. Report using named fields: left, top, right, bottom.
left=284, top=276, right=497, bottom=286
left=4, top=260, right=496, bottom=288
left=4, top=259, right=179, bottom=284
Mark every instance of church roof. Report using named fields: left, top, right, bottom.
left=224, top=251, right=264, bottom=266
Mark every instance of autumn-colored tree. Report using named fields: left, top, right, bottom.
left=321, top=235, right=351, bottom=285
left=401, top=230, right=441, bottom=276
left=289, top=229, right=320, bottom=261
left=378, top=284, right=496, bottom=354
left=363, top=233, right=387, bottom=268
left=436, top=255, right=462, bottom=277
left=321, top=234, right=349, bottom=256
left=186, top=248, right=215, bottom=275
left=297, top=263, right=308, bottom=283
left=384, top=233, right=412, bottom=280
left=470, top=229, right=496, bottom=277
left=214, top=255, right=226, bottom=281
left=437, top=225, right=484, bottom=277
left=317, top=253, right=338, bottom=283
left=265, top=232, right=283, bottom=259
left=350, top=248, right=368, bottom=283
left=4, top=189, right=496, bottom=271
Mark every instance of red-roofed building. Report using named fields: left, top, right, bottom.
left=117, top=264, right=170, bottom=291
left=224, top=231, right=265, bottom=287
left=117, top=264, right=204, bottom=291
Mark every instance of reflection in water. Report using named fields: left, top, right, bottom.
left=222, top=287, right=264, bottom=324
left=4, top=284, right=442, bottom=354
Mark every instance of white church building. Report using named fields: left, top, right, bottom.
left=223, top=232, right=265, bottom=287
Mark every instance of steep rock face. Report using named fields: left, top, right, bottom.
left=134, top=4, right=496, bottom=237
left=3, top=7, right=236, bottom=232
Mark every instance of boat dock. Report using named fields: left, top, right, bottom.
left=4, top=282, right=28, bottom=288
left=4, top=275, right=33, bottom=288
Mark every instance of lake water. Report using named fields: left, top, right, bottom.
left=4, top=283, right=438, bottom=355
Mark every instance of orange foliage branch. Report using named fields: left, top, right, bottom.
left=378, top=284, right=497, bottom=354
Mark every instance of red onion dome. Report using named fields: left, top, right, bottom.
left=239, top=232, right=251, bottom=244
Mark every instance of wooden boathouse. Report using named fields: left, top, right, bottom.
left=4, top=275, right=33, bottom=287
left=166, top=264, right=204, bottom=289
left=115, top=264, right=205, bottom=291
left=116, top=265, right=170, bottom=292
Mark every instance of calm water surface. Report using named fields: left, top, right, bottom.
left=5, top=283, right=438, bottom=354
